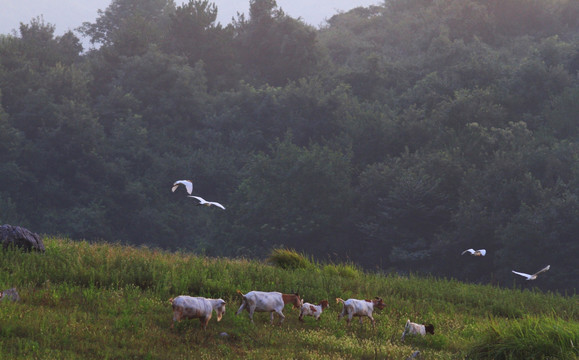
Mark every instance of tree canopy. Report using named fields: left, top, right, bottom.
left=1, top=0, right=578, bottom=292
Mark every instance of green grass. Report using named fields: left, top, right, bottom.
left=0, top=237, right=577, bottom=359
left=466, top=315, right=578, bottom=360
left=267, top=248, right=315, bottom=270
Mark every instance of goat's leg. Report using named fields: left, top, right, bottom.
left=236, top=302, right=246, bottom=315
left=369, top=315, right=376, bottom=329
left=200, top=316, right=209, bottom=330
left=171, top=309, right=182, bottom=329
left=277, top=310, right=285, bottom=324
left=248, top=305, right=256, bottom=323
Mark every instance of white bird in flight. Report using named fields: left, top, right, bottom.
left=188, top=196, right=226, bottom=210
left=512, top=265, right=550, bottom=280
left=461, top=248, right=486, bottom=256
left=172, top=180, right=193, bottom=195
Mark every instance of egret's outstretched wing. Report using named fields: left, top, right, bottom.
left=188, top=195, right=206, bottom=203
left=478, top=249, right=486, bottom=256
left=511, top=270, right=532, bottom=280
left=534, top=265, right=550, bottom=276
left=461, top=249, right=475, bottom=255
left=172, top=180, right=193, bottom=194
left=209, top=202, right=226, bottom=210
left=188, top=196, right=225, bottom=209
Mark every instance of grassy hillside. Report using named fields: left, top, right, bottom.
left=0, top=238, right=577, bottom=359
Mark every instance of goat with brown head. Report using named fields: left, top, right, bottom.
left=282, top=292, right=302, bottom=310
left=337, top=296, right=386, bottom=329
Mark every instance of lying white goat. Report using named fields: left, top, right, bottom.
left=401, top=319, right=434, bottom=341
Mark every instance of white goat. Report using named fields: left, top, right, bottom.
left=336, top=297, right=386, bottom=328
left=170, top=295, right=226, bottom=330
left=299, top=300, right=329, bottom=321
left=401, top=319, right=435, bottom=341
left=235, top=290, right=301, bottom=324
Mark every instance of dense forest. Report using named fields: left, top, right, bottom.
left=1, top=0, right=577, bottom=292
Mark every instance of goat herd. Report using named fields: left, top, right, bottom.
left=169, top=181, right=434, bottom=340
left=169, top=290, right=434, bottom=341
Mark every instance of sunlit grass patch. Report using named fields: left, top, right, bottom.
left=267, top=248, right=315, bottom=270
left=466, top=315, right=579, bottom=360
left=322, top=263, right=361, bottom=279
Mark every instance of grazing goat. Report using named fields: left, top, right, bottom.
left=401, top=319, right=435, bottom=341
left=336, top=297, right=386, bottom=328
left=235, top=290, right=301, bottom=324
left=170, top=296, right=226, bottom=330
left=299, top=300, right=329, bottom=321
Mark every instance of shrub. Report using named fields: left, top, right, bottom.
left=322, top=263, right=361, bottom=278
left=266, top=248, right=313, bottom=270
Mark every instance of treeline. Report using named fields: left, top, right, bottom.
left=0, top=0, right=578, bottom=291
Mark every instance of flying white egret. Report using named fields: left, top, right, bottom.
left=461, top=248, right=486, bottom=256
left=172, top=180, right=193, bottom=195
left=512, top=265, right=550, bottom=280
left=188, top=196, right=226, bottom=210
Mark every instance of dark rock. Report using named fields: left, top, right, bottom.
left=0, top=224, right=45, bottom=252
left=0, top=288, right=21, bottom=302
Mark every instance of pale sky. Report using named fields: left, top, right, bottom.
left=2, top=0, right=380, bottom=39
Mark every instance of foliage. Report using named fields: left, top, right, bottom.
left=233, top=0, right=321, bottom=86
left=266, top=248, right=314, bottom=270
left=230, top=135, right=354, bottom=256
left=0, top=0, right=578, bottom=292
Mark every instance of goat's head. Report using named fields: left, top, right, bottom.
left=292, top=293, right=302, bottom=308
left=425, top=324, right=435, bottom=335
left=216, top=300, right=226, bottom=321
left=319, top=300, right=329, bottom=310
left=283, top=292, right=302, bottom=309
left=373, top=297, right=386, bottom=310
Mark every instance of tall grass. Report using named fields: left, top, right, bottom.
left=467, top=315, right=578, bottom=359
left=0, top=237, right=576, bottom=359
left=267, top=248, right=315, bottom=270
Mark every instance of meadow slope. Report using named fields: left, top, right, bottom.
left=0, top=238, right=577, bottom=359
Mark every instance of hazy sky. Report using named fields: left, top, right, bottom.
left=2, top=0, right=380, bottom=39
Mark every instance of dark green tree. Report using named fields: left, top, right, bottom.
left=233, top=0, right=321, bottom=85
left=356, top=151, right=462, bottom=270
left=164, top=0, right=236, bottom=89
left=79, top=0, right=174, bottom=56
left=230, top=135, right=354, bottom=257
